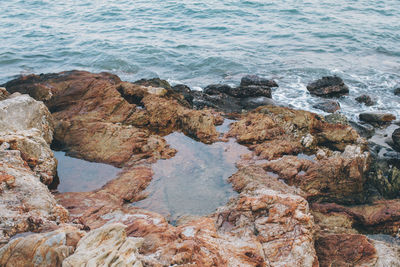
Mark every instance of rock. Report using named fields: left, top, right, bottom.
left=349, top=121, right=375, bottom=139
left=240, top=96, right=275, bottom=110
left=312, top=201, right=400, bottom=237
left=324, top=113, right=349, bottom=125
left=171, top=84, right=194, bottom=105
left=134, top=77, right=171, bottom=90
left=192, top=90, right=243, bottom=113
left=240, top=74, right=278, bottom=87
left=368, top=157, right=400, bottom=198
left=230, top=85, right=272, bottom=98
left=307, top=76, right=349, bottom=97
left=355, top=94, right=375, bottom=106
left=0, top=87, right=9, bottom=100
left=0, top=226, right=83, bottom=267
left=0, top=94, right=54, bottom=144
left=313, top=99, right=341, bottom=113
left=359, top=112, right=396, bottom=126
left=203, top=84, right=233, bottom=95
left=394, top=87, right=400, bottom=96
left=392, top=127, right=400, bottom=150
left=0, top=149, right=68, bottom=243
left=315, top=234, right=377, bottom=267
left=63, top=223, right=143, bottom=267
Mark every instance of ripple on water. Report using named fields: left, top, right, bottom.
left=133, top=131, right=250, bottom=222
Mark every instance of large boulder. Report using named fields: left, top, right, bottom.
left=307, top=76, right=349, bottom=97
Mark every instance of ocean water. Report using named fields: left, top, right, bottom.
left=1, top=0, right=400, bottom=120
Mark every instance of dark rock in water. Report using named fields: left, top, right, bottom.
left=192, top=91, right=242, bottom=113
left=313, top=100, right=340, bottom=113
left=230, top=85, right=272, bottom=98
left=240, top=75, right=278, bottom=88
left=349, top=121, right=375, bottom=139
left=355, top=94, right=375, bottom=106
left=203, top=84, right=232, bottom=95
left=359, top=112, right=396, bottom=126
left=394, top=87, right=400, bottom=96
left=369, top=156, right=400, bottom=199
left=240, top=96, right=275, bottom=110
left=307, top=76, right=349, bottom=97
left=392, top=128, right=400, bottom=150
left=324, top=113, right=349, bottom=125
left=171, top=84, right=194, bottom=105
left=134, top=78, right=171, bottom=90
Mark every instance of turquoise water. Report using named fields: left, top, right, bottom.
left=1, top=0, right=400, bottom=119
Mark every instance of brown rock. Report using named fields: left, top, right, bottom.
left=315, top=234, right=377, bottom=267
left=359, top=112, right=396, bottom=126
left=313, top=99, right=341, bottom=113
left=355, top=94, right=375, bottom=106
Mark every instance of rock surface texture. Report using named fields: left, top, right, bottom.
left=307, top=76, right=349, bottom=97
left=2, top=71, right=400, bottom=266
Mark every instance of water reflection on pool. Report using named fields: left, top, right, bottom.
left=53, top=151, right=120, bottom=193
left=133, top=130, right=250, bottom=222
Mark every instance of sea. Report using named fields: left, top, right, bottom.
left=1, top=0, right=399, bottom=121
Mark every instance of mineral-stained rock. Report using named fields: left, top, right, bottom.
left=315, top=234, right=377, bottom=267
left=312, top=201, right=400, bottom=237
left=307, top=76, right=349, bottom=97
left=0, top=226, right=83, bottom=267
left=355, top=94, right=375, bottom=106
left=63, top=223, right=143, bottom=267
left=4, top=71, right=219, bottom=165
left=313, top=99, right=341, bottom=113
left=368, top=157, right=400, bottom=199
left=0, top=149, right=68, bottom=243
left=359, top=112, right=396, bottom=126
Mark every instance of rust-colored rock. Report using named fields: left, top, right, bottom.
left=315, top=234, right=377, bottom=267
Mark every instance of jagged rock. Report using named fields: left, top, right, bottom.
left=203, top=84, right=233, bottom=95
left=368, top=157, right=400, bottom=199
left=359, top=112, right=396, bottom=126
left=0, top=226, right=83, bottom=267
left=240, top=74, right=278, bottom=87
left=63, top=223, right=143, bottom=267
left=313, top=99, right=341, bottom=113
left=356, top=94, right=375, bottom=106
left=312, top=201, right=400, bottom=237
left=134, top=77, right=171, bottom=89
left=0, top=149, right=68, bottom=243
left=171, top=84, right=194, bottom=105
left=307, top=76, right=349, bottom=97
left=4, top=71, right=219, bottom=166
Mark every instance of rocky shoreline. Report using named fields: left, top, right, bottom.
left=0, top=70, right=399, bottom=266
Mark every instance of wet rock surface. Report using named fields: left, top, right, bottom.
left=307, top=76, right=349, bottom=97
left=356, top=94, right=375, bottom=106
left=2, top=71, right=400, bottom=266
left=359, top=112, right=396, bottom=126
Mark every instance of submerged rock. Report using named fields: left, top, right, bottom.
left=313, top=99, right=341, bottom=113
left=356, top=94, right=375, bottom=106
left=307, top=76, right=349, bottom=97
